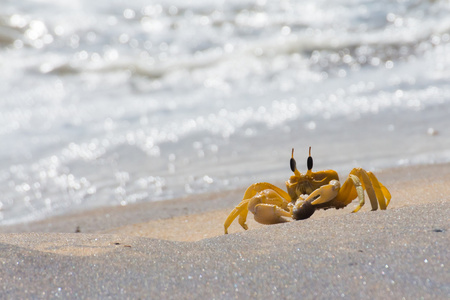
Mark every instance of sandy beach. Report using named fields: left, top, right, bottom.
left=1, top=163, right=449, bottom=299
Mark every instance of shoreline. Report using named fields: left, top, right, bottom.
left=1, top=162, right=450, bottom=240
left=2, top=162, right=450, bottom=240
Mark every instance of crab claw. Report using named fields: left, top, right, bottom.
left=251, top=203, right=292, bottom=224
left=292, top=179, right=340, bottom=220
left=292, top=200, right=316, bottom=220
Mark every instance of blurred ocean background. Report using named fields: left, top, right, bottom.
left=1, top=0, right=450, bottom=225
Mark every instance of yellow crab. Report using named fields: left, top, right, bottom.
left=224, top=148, right=391, bottom=234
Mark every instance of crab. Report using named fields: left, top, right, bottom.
left=224, top=148, right=391, bottom=234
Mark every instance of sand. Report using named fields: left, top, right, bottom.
left=0, top=163, right=449, bottom=299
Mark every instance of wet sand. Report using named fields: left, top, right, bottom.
left=0, top=163, right=449, bottom=299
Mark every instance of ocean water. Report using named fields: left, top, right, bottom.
left=1, top=0, right=450, bottom=225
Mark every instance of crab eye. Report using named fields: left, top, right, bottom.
left=290, top=148, right=297, bottom=172
left=307, top=156, right=313, bottom=170
left=290, top=157, right=296, bottom=172
left=307, top=147, right=313, bottom=170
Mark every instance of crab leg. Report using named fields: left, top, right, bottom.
left=352, top=168, right=379, bottom=211
left=347, top=174, right=366, bottom=213
left=344, top=168, right=391, bottom=213
left=353, top=168, right=391, bottom=211
left=363, top=171, right=391, bottom=207
left=380, top=183, right=391, bottom=207
left=238, top=205, right=250, bottom=231
left=367, top=171, right=388, bottom=210
left=224, top=199, right=250, bottom=234
left=242, top=182, right=291, bottom=202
